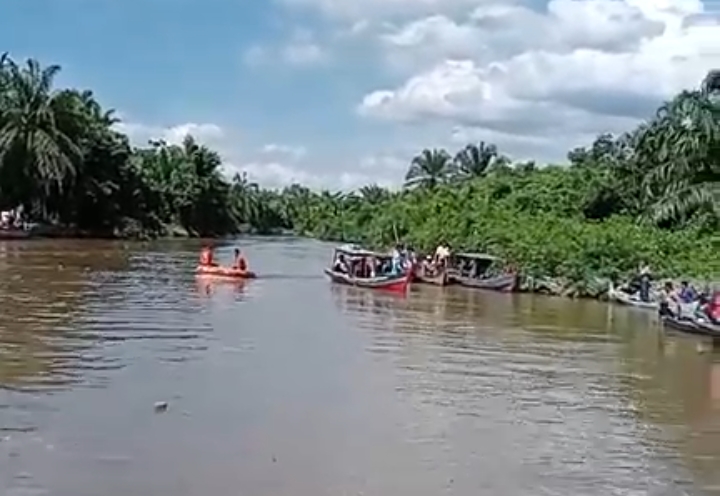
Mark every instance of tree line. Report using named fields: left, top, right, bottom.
left=1, top=53, right=718, bottom=285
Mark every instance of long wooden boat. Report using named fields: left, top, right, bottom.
left=0, top=228, right=33, bottom=240
left=325, top=246, right=412, bottom=293
left=448, top=252, right=517, bottom=292
left=662, top=316, right=720, bottom=338
left=413, top=264, right=450, bottom=286
left=608, top=283, right=658, bottom=310
left=324, top=268, right=410, bottom=292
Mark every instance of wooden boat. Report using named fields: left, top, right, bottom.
left=608, top=283, right=658, bottom=309
left=0, top=228, right=32, bottom=240
left=447, top=252, right=517, bottom=292
left=661, top=315, right=720, bottom=338
left=325, top=246, right=411, bottom=292
left=413, top=263, right=450, bottom=286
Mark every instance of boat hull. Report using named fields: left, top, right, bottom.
left=413, top=266, right=450, bottom=286
left=608, top=288, right=657, bottom=309
left=324, top=268, right=410, bottom=292
left=450, top=272, right=517, bottom=292
left=195, top=265, right=256, bottom=279
left=662, top=316, right=720, bottom=338
left=0, top=229, right=32, bottom=240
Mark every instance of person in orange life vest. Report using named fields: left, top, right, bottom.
left=199, top=245, right=216, bottom=267
left=232, top=248, right=248, bottom=271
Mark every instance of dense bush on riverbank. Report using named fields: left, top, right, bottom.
left=0, top=53, right=718, bottom=287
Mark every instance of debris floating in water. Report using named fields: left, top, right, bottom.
left=154, top=401, right=169, bottom=413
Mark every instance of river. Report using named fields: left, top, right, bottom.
left=0, top=237, right=719, bottom=495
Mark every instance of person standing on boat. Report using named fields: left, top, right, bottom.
left=434, top=242, right=450, bottom=268
left=390, top=244, right=405, bottom=276
left=637, top=263, right=652, bottom=302
left=402, top=245, right=416, bottom=272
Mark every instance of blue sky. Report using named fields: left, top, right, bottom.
left=1, top=0, right=719, bottom=189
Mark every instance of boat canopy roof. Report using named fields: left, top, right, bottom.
left=334, top=246, right=390, bottom=259
left=454, top=252, right=501, bottom=261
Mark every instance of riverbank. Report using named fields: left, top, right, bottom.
left=290, top=179, right=719, bottom=300
left=10, top=219, right=717, bottom=301
left=8, top=222, right=293, bottom=241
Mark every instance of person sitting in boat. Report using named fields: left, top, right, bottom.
left=421, top=255, right=435, bottom=276
left=658, top=281, right=680, bottom=318
left=333, top=254, right=349, bottom=274
left=678, top=281, right=697, bottom=304
left=698, top=291, right=720, bottom=324
left=709, top=291, right=720, bottom=324
left=199, top=245, right=217, bottom=267
left=355, top=257, right=369, bottom=278
left=232, top=248, right=248, bottom=271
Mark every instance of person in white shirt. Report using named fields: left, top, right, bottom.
left=434, top=243, right=450, bottom=268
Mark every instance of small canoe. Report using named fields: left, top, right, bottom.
left=661, top=316, right=720, bottom=338
left=449, top=272, right=517, bottom=292
left=447, top=252, right=517, bottom=292
left=608, top=287, right=658, bottom=309
left=195, top=265, right=256, bottom=279
left=324, top=268, right=410, bottom=292
left=413, top=265, right=450, bottom=286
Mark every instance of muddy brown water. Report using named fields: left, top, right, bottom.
left=1, top=238, right=719, bottom=495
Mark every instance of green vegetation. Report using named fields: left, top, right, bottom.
left=1, top=54, right=718, bottom=290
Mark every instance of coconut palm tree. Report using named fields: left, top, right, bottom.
left=453, top=142, right=498, bottom=178
left=358, top=184, right=388, bottom=204
left=0, top=56, right=82, bottom=214
left=641, top=90, right=720, bottom=225
left=231, top=171, right=260, bottom=225
left=701, top=69, right=720, bottom=97
left=404, top=148, right=452, bottom=189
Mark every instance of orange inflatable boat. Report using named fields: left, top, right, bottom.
left=195, top=265, right=256, bottom=279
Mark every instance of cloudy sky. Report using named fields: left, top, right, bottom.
left=1, top=0, right=719, bottom=189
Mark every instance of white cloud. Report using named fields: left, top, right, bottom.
left=359, top=153, right=409, bottom=172
left=281, top=40, right=326, bottom=65
left=231, top=161, right=396, bottom=190
left=261, top=143, right=307, bottom=158
left=244, top=29, right=328, bottom=66
left=114, top=122, right=225, bottom=146
left=280, top=0, right=485, bottom=22
left=242, top=45, right=269, bottom=66
left=356, top=0, right=720, bottom=159
left=114, top=119, right=400, bottom=190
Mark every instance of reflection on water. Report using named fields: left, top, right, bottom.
left=1, top=238, right=719, bottom=495
left=195, top=275, right=248, bottom=299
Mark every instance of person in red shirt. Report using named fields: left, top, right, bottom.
left=705, top=291, right=720, bottom=324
